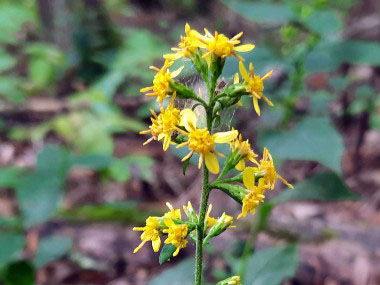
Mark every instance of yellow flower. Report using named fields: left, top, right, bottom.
left=239, top=61, right=273, bottom=116
left=163, top=202, right=181, bottom=220
left=163, top=218, right=188, bottom=256
left=133, top=217, right=161, bottom=253
left=191, top=29, right=254, bottom=64
left=176, top=109, right=238, bottom=174
left=237, top=178, right=267, bottom=219
left=139, top=94, right=181, bottom=151
left=205, top=204, right=217, bottom=229
left=230, top=133, right=258, bottom=171
left=140, top=59, right=184, bottom=104
left=256, top=147, right=293, bottom=190
left=164, top=23, right=201, bottom=61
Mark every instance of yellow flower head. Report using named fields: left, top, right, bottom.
left=239, top=61, right=273, bottom=116
left=163, top=202, right=182, bottom=220
left=163, top=218, right=188, bottom=256
left=176, top=109, right=238, bottom=174
left=140, top=60, right=184, bottom=104
left=237, top=178, right=267, bottom=219
left=133, top=217, right=161, bottom=253
left=139, top=94, right=181, bottom=151
left=257, top=147, right=293, bottom=190
left=230, top=133, right=258, bottom=171
left=205, top=204, right=217, bottom=229
left=228, top=276, right=241, bottom=285
left=164, top=23, right=201, bottom=61
left=192, top=28, right=254, bottom=64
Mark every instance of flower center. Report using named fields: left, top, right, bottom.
left=153, top=72, right=172, bottom=100
left=158, top=108, right=181, bottom=134
left=208, top=34, right=234, bottom=57
left=247, top=76, right=264, bottom=94
left=188, top=128, right=215, bottom=155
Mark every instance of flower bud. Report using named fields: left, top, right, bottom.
left=203, top=212, right=234, bottom=244
left=183, top=201, right=198, bottom=224
left=217, top=276, right=241, bottom=285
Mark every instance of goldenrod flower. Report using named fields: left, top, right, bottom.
left=176, top=109, right=238, bottom=174
left=191, top=29, right=254, bottom=64
left=133, top=217, right=161, bottom=253
left=238, top=178, right=267, bottom=219
left=164, top=23, right=201, bottom=61
left=205, top=204, right=217, bottom=229
left=239, top=61, right=273, bottom=116
left=163, top=202, right=181, bottom=220
left=140, top=60, right=184, bottom=104
left=230, top=133, right=258, bottom=171
left=163, top=218, right=188, bottom=256
left=139, top=94, right=181, bottom=151
left=217, top=276, right=241, bottom=285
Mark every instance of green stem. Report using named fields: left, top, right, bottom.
left=239, top=219, right=260, bottom=281
left=195, top=165, right=210, bottom=285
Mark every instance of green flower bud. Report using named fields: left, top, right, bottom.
left=203, top=212, right=234, bottom=245
left=217, top=276, right=241, bottom=285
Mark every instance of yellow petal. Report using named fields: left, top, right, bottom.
left=235, top=159, right=245, bottom=171
left=237, top=100, right=243, bottom=106
left=140, top=86, right=153, bottom=92
left=152, top=237, right=161, bottom=252
left=133, top=240, right=147, bottom=253
left=171, top=65, right=184, bottom=78
left=253, top=97, right=261, bottom=116
left=205, top=152, right=220, bottom=174
left=173, top=246, right=180, bottom=257
left=180, top=109, right=197, bottom=131
left=213, top=130, right=238, bottom=143
left=163, top=135, right=171, bottom=151
left=234, top=44, right=255, bottom=52
left=164, top=218, right=175, bottom=227
left=239, top=61, right=249, bottom=82
left=233, top=73, right=239, bottom=84
left=164, top=53, right=182, bottom=61
left=243, top=167, right=255, bottom=190
left=262, top=70, right=273, bottom=80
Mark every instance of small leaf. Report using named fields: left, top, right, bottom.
left=70, top=153, right=112, bottom=170
left=2, top=261, right=35, bottom=285
left=244, top=245, right=299, bottom=285
left=33, top=236, right=73, bottom=268
left=149, top=258, right=194, bottom=285
left=275, top=172, right=358, bottom=203
left=0, top=167, right=23, bottom=188
left=182, top=157, right=190, bottom=176
left=305, top=10, right=342, bottom=36
left=159, top=244, right=177, bottom=264
left=0, top=233, right=25, bottom=269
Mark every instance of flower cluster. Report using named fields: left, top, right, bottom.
left=136, top=23, right=294, bottom=284
left=133, top=202, right=233, bottom=256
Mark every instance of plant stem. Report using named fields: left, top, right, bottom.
left=195, top=165, right=210, bottom=285
left=239, top=219, right=260, bottom=281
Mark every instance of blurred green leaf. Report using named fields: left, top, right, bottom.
left=0, top=234, right=25, bottom=268
left=70, top=153, right=112, bottom=170
left=33, top=236, right=73, bottom=268
left=0, top=47, right=16, bottom=72
left=59, top=202, right=150, bottom=224
left=0, top=76, right=25, bottom=104
left=149, top=258, right=194, bottom=285
left=124, top=155, right=155, bottom=183
left=244, top=245, right=299, bottom=285
left=308, top=91, right=334, bottom=116
left=2, top=261, right=35, bottom=285
left=259, top=117, right=344, bottom=173
left=0, top=3, right=35, bottom=44
left=329, top=40, right=380, bottom=66
left=108, top=158, right=132, bottom=182
left=275, top=172, right=358, bottom=203
left=159, top=244, right=177, bottom=265
left=0, top=167, right=23, bottom=188
left=305, top=10, right=342, bottom=36
left=222, top=1, right=293, bottom=24
left=28, top=58, right=54, bottom=89
left=36, top=144, right=71, bottom=181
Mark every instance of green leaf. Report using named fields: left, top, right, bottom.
left=28, top=58, right=54, bottom=89
left=33, top=236, right=73, bottom=268
left=259, top=117, right=344, bottom=173
left=16, top=172, right=63, bottom=228
left=70, top=153, right=112, bottom=170
left=2, top=261, right=35, bottom=285
left=0, top=167, right=23, bottom=188
left=149, top=258, right=194, bottom=285
left=0, top=47, right=16, bottom=72
left=329, top=40, right=380, bottom=66
left=221, top=1, right=293, bottom=24
left=244, top=245, right=299, bottom=285
left=0, top=76, right=25, bottom=104
left=305, top=10, right=342, bottom=36
left=182, top=157, right=190, bottom=176
left=124, top=155, right=155, bottom=183
left=0, top=234, right=25, bottom=269
left=108, top=158, right=132, bottom=182
left=275, top=172, right=358, bottom=203
left=159, top=244, right=177, bottom=265
left=36, top=144, right=71, bottom=182
left=0, top=3, right=35, bottom=44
